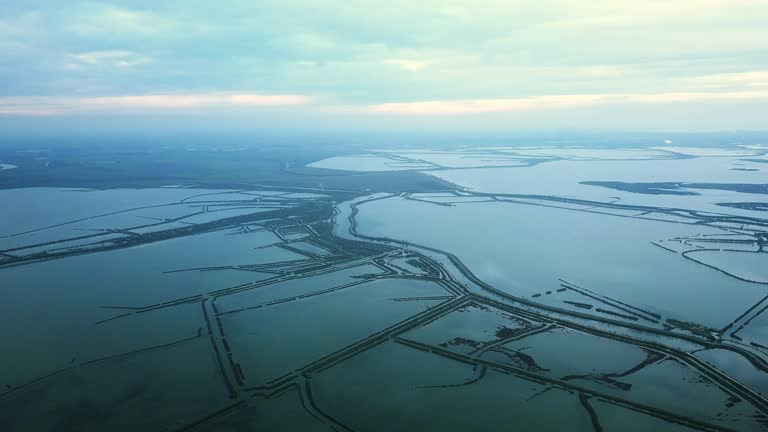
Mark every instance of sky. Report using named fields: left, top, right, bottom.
left=1, top=0, right=768, bottom=132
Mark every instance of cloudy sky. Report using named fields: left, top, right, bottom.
left=2, top=1, right=768, bottom=131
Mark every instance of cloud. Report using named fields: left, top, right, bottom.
left=679, top=70, right=768, bottom=90
left=382, top=59, right=429, bottom=72
left=2, top=89, right=766, bottom=119
left=545, top=0, right=768, bottom=29
left=71, top=50, right=151, bottom=67
left=0, top=107, right=58, bottom=116
left=370, top=91, right=768, bottom=114
left=573, top=66, right=625, bottom=78
left=0, top=93, right=312, bottom=115
left=2, top=1, right=767, bottom=129
left=67, top=6, right=177, bottom=37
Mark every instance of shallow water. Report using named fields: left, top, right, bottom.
left=356, top=196, right=764, bottom=328
left=3, top=145, right=768, bottom=431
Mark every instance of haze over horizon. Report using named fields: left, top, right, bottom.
left=2, top=1, right=768, bottom=132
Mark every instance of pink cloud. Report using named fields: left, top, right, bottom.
left=370, top=91, right=768, bottom=115
left=0, top=93, right=313, bottom=115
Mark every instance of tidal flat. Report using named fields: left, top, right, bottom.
left=2, top=143, right=768, bottom=431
